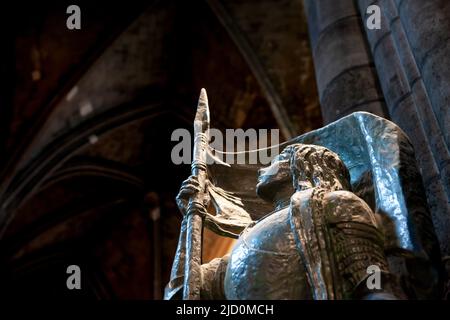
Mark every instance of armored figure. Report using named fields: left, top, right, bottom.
left=165, top=89, right=442, bottom=300
left=175, top=143, right=399, bottom=300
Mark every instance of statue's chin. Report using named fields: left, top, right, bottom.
left=256, top=173, right=292, bottom=202
left=256, top=180, right=273, bottom=202
left=255, top=182, right=264, bottom=198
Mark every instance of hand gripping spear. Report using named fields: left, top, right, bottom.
left=182, top=88, right=210, bottom=299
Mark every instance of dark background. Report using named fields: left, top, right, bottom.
left=0, top=0, right=322, bottom=299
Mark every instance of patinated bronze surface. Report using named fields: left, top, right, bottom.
left=165, top=90, right=442, bottom=300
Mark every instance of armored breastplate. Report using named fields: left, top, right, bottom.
left=224, top=207, right=312, bottom=300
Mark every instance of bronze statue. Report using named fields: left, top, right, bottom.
left=178, top=144, right=399, bottom=300
left=165, top=89, right=442, bottom=300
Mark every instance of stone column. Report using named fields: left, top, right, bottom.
left=303, top=0, right=388, bottom=124
left=396, top=0, right=450, bottom=150
left=357, top=0, right=450, bottom=260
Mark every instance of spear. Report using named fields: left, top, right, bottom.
left=183, top=88, right=210, bottom=299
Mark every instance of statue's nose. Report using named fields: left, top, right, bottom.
left=258, top=168, right=267, bottom=176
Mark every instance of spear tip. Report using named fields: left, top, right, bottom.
left=195, top=88, right=210, bottom=126
left=199, top=88, right=208, bottom=105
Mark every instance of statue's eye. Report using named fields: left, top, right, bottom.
left=278, top=153, right=290, bottom=161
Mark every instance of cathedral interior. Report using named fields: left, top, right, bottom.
left=0, top=0, right=449, bottom=300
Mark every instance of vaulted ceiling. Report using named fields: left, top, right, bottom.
left=0, top=0, right=321, bottom=299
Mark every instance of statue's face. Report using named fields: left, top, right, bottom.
left=256, top=149, right=292, bottom=201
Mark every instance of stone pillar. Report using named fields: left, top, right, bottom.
left=303, top=0, right=388, bottom=124
left=357, top=0, right=450, bottom=261
left=396, top=0, right=450, bottom=150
